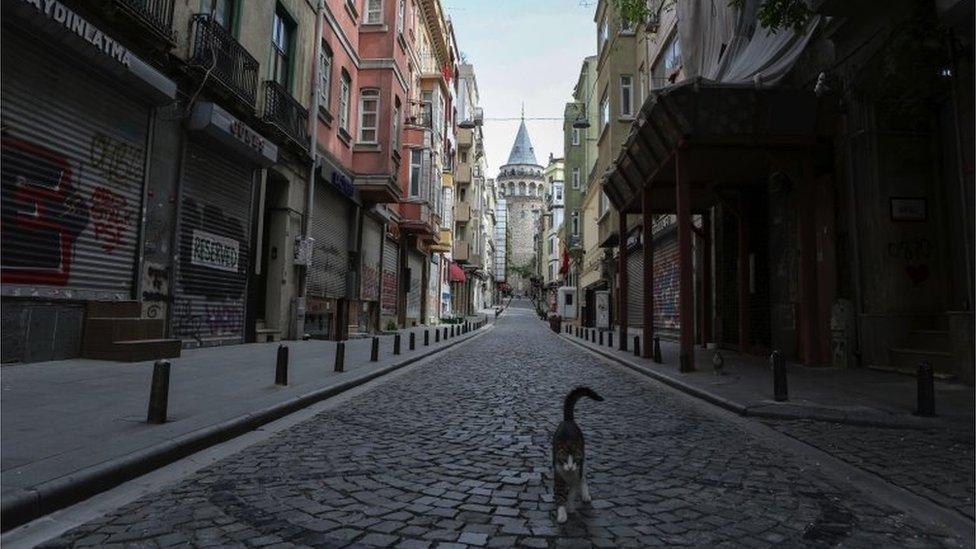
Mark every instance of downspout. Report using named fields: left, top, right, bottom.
left=946, top=28, right=973, bottom=311
left=299, top=0, right=326, bottom=330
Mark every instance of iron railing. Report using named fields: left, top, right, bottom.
left=190, top=14, right=259, bottom=106
left=263, top=81, right=309, bottom=148
left=115, top=0, right=174, bottom=39
left=404, top=100, right=432, bottom=128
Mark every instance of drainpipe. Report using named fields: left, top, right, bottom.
left=299, top=0, right=326, bottom=320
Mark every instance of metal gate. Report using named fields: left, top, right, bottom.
left=406, top=250, right=423, bottom=320
left=1, top=29, right=148, bottom=298
left=627, top=245, right=644, bottom=328
left=654, top=230, right=680, bottom=337
left=173, top=139, right=255, bottom=343
left=310, top=184, right=352, bottom=299
left=361, top=216, right=382, bottom=302
left=381, top=237, right=399, bottom=316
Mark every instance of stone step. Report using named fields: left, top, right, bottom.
left=84, top=339, right=181, bottom=362
left=906, top=329, right=951, bottom=351
left=889, top=347, right=955, bottom=377
left=84, top=318, right=166, bottom=351
left=85, top=301, right=141, bottom=319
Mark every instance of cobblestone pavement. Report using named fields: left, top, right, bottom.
left=41, top=303, right=968, bottom=548
left=765, top=420, right=975, bottom=520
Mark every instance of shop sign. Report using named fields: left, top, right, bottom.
left=191, top=230, right=239, bottom=273
left=21, top=0, right=132, bottom=67
left=189, top=103, right=278, bottom=165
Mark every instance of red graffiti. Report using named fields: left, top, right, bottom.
left=91, top=186, right=130, bottom=252
left=381, top=270, right=398, bottom=314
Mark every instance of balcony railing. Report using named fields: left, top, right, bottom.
left=418, top=53, right=441, bottom=76
left=190, top=14, right=259, bottom=107
left=263, top=81, right=309, bottom=148
left=115, top=0, right=174, bottom=39
left=405, top=100, right=432, bottom=129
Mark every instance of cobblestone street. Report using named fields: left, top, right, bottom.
left=38, top=303, right=970, bottom=548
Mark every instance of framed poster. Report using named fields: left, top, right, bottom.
left=890, top=197, right=926, bottom=222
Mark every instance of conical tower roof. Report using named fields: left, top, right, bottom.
left=505, top=120, right=539, bottom=166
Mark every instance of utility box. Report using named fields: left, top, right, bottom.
left=557, top=286, right=577, bottom=319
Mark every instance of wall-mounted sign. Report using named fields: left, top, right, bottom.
left=321, top=158, right=356, bottom=199
left=890, top=197, right=926, bottom=222
left=189, top=103, right=278, bottom=166
left=21, top=0, right=132, bottom=66
left=191, top=230, right=239, bottom=272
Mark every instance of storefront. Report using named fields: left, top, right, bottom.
left=405, top=247, right=424, bottom=325
left=357, top=209, right=385, bottom=334
left=427, top=253, right=441, bottom=324
left=1, top=6, right=175, bottom=362
left=172, top=103, right=276, bottom=347
left=380, top=234, right=399, bottom=328
left=624, top=218, right=680, bottom=338
left=306, top=157, right=357, bottom=339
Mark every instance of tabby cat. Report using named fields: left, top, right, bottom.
left=551, top=386, right=604, bottom=523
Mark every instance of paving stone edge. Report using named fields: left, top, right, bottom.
left=0, top=323, right=494, bottom=532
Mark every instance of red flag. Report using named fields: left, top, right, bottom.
left=559, top=246, right=570, bottom=275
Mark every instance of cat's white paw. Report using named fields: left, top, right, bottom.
left=556, top=506, right=567, bottom=523
left=581, top=481, right=592, bottom=503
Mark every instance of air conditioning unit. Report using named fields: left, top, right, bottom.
left=294, top=236, right=314, bottom=266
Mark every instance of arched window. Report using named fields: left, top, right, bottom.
left=518, top=182, right=526, bottom=195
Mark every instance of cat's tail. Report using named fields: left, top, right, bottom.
left=563, top=386, right=603, bottom=421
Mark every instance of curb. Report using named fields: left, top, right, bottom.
left=1, top=323, right=494, bottom=532
left=561, top=334, right=966, bottom=431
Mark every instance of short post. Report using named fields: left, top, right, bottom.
left=443, top=327, right=448, bottom=340
left=436, top=329, right=440, bottom=342
left=147, top=359, right=170, bottom=424
left=275, top=344, right=288, bottom=386
left=409, top=331, right=416, bottom=351
left=633, top=336, right=641, bottom=357
left=424, top=330, right=430, bottom=346
left=334, top=341, right=345, bottom=372
left=916, top=361, right=936, bottom=417
left=653, top=336, right=662, bottom=364
left=608, top=332, right=614, bottom=348
left=451, top=326, right=455, bottom=337
left=599, top=331, right=604, bottom=345
left=393, top=333, right=401, bottom=355
left=370, top=337, right=379, bottom=362
left=772, top=351, right=788, bottom=401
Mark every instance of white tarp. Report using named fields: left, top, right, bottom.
left=676, top=0, right=822, bottom=86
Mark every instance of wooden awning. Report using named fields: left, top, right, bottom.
left=604, top=78, right=819, bottom=214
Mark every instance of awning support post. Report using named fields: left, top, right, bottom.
left=676, top=150, right=695, bottom=372
left=738, top=193, right=751, bottom=354
left=618, top=211, right=629, bottom=351
left=641, top=189, right=655, bottom=358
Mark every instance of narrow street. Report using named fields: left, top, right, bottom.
left=36, top=302, right=964, bottom=548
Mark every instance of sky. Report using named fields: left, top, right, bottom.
left=445, top=0, right=597, bottom=177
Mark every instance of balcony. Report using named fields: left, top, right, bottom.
left=454, top=239, right=471, bottom=263
left=114, top=0, right=175, bottom=43
left=456, top=165, right=472, bottom=185
left=190, top=14, right=259, bottom=107
left=455, top=203, right=470, bottom=223
left=404, top=100, right=432, bottom=129
left=458, top=127, right=473, bottom=149
left=399, top=203, right=437, bottom=237
left=263, top=81, right=309, bottom=149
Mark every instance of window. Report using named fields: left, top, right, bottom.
left=210, top=0, right=235, bottom=30
left=621, top=15, right=635, bottom=33
left=572, top=127, right=580, bottom=146
left=620, top=75, right=633, bottom=118
left=409, top=149, right=422, bottom=196
left=639, top=65, right=646, bottom=106
left=600, top=91, right=609, bottom=128
left=359, top=89, right=380, bottom=142
left=319, top=42, right=333, bottom=109
left=461, top=152, right=468, bottom=163
left=572, top=168, right=580, bottom=189
left=556, top=186, right=562, bottom=200
left=365, top=0, right=382, bottom=24
left=600, top=189, right=610, bottom=215
left=652, top=33, right=683, bottom=88
left=396, top=0, right=405, bottom=33
left=572, top=211, right=579, bottom=235
left=270, top=8, right=294, bottom=87
left=392, top=98, right=401, bottom=150
left=339, top=71, right=351, bottom=131
left=599, top=13, right=608, bottom=51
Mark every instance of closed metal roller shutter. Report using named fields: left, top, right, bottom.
left=310, top=185, right=352, bottom=299
left=406, top=250, right=423, bottom=320
left=173, top=139, right=255, bottom=343
left=381, top=237, right=399, bottom=316
left=627, top=246, right=644, bottom=328
left=1, top=29, right=148, bottom=298
left=360, top=216, right=382, bottom=302
left=654, top=230, right=680, bottom=337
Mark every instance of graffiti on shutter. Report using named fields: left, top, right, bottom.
left=627, top=246, right=644, bottom=328
left=381, top=238, right=398, bottom=315
left=360, top=218, right=381, bottom=301
left=654, top=232, right=679, bottom=334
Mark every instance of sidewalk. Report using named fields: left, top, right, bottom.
left=560, top=326, right=975, bottom=430
left=0, top=312, right=494, bottom=530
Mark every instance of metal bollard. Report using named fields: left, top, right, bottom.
left=436, top=329, right=440, bottom=342
left=334, top=341, right=345, bottom=372
left=653, top=336, right=662, bottom=363
left=633, top=336, right=641, bottom=357
left=275, top=344, right=289, bottom=386
left=772, top=351, right=788, bottom=401
left=409, top=331, right=416, bottom=351
left=393, top=333, right=401, bottom=355
left=370, top=337, right=379, bottom=362
left=916, top=361, right=936, bottom=417
left=451, top=326, right=455, bottom=337
left=147, top=360, right=170, bottom=424
left=443, top=327, right=448, bottom=340
left=599, top=331, right=604, bottom=345
left=608, top=332, right=614, bottom=348
left=424, top=330, right=430, bottom=346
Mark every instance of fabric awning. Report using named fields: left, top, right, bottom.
left=449, top=261, right=466, bottom=283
